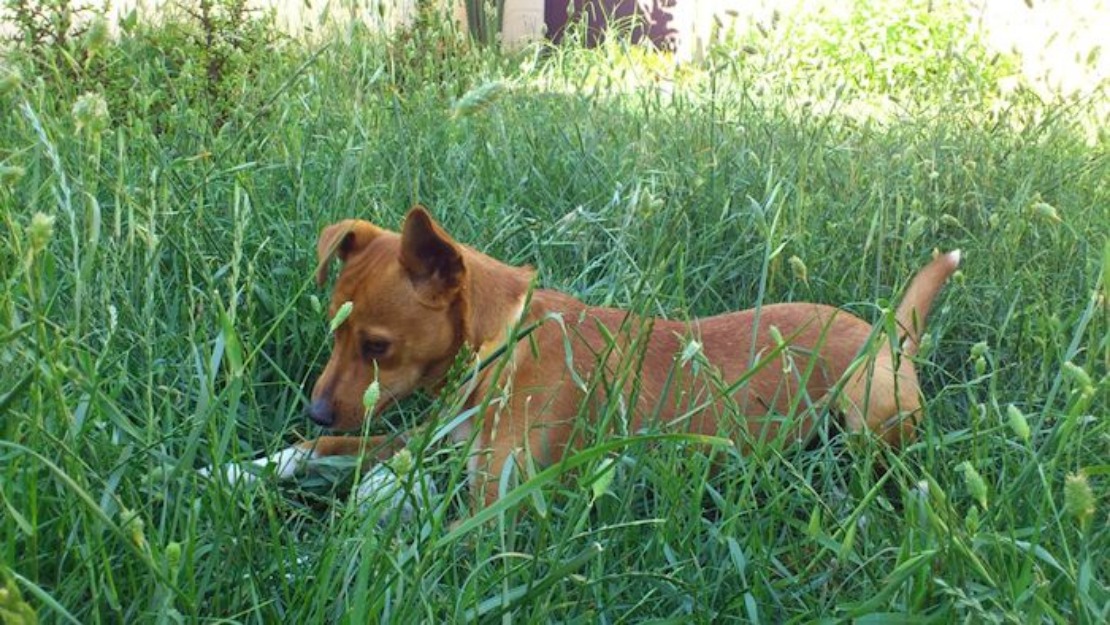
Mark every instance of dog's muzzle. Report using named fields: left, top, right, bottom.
left=308, top=399, right=335, bottom=427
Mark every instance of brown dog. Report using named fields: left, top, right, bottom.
left=214, top=207, right=959, bottom=503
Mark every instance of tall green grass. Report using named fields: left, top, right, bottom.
left=1, top=1, right=1106, bottom=622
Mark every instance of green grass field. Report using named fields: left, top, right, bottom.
left=1, top=1, right=1107, bottom=622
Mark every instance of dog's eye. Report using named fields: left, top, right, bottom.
left=360, top=338, right=391, bottom=361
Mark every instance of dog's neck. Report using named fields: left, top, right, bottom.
left=460, top=246, right=534, bottom=354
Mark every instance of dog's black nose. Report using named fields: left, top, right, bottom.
left=308, top=399, right=335, bottom=427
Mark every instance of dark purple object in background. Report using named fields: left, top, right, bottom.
left=546, top=0, right=680, bottom=50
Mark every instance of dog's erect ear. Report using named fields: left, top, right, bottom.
left=400, top=206, right=465, bottom=305
left=316, top=220, right=382, bottom=286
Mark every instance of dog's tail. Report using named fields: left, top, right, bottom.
left=895, top=250, right=961, bottom=357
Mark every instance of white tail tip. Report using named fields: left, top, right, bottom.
left=945, top=249, right=962, bottom=267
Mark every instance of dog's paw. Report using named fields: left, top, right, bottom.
left=199, top=446, right=316, bottom=485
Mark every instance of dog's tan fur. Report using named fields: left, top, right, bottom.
left=302, top=206, right=959, bottom=505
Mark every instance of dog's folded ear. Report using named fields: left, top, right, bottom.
left=400, top=206, right=465, bottom=306
left=316, top=219, right=381, bottom=286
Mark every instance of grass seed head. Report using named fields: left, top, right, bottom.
left=1064, top=471, right=1095, bottom=528
left=362, top=379, right=380, bottom=414
left=72, top=92, right=110, bottom=135
left=1061, top=361, right=1093, bottom=394
left=970, top=341, right=989, bottom=360
left=974, top=355, right=987, bottom=377
left=29, top=212, right=55, bottom=255
left=788, top=255, right=808, bottom=283
left=958, top=461, right=989, bottom=510
left=965, top=505, right=981, bottom=533
left=1030, top=200, right=1062, bottom=223
left=0, top=572, right=38, bottom=625
left=329, top=301, right=353, bottom=333
left=451, top=81, right=509, bottom=118
left=1, top=165, right=26, bottom=186
left=970, top=341, right=989, bottom=376
left=84, top=18, right=109, bottom=54
left=165, top=541, right=182, bottom=567
left=119, top=507, right=147, bottom=550
left=1006, top=404, right=1031, bottom=443
left=388, top=448, right=414, bottom=476
left=0, top=66, right=20, bottom=96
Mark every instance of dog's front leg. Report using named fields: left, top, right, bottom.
left=200, top=434, right=407, bottom=484
left=306, top=434, right=410, bottom=469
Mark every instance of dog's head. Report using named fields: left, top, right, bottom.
left=308, top=206, right=470, bottom=431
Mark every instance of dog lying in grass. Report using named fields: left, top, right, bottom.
left=209, top=206, right=959, bottom=508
